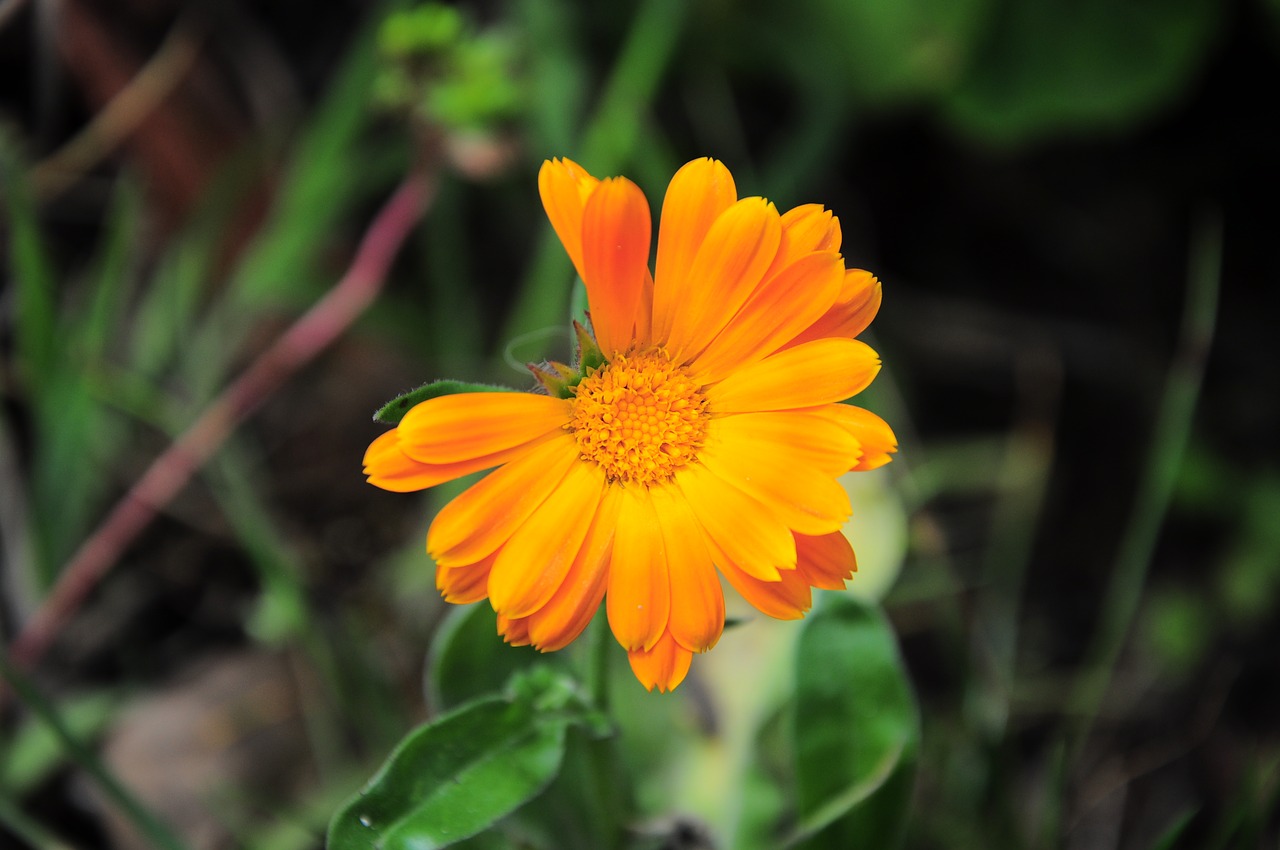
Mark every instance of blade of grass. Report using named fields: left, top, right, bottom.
left=1066, top=211, right=1222, bottom=747
left=0, top=654, right=189, bottom=850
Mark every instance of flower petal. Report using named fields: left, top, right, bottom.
left=527, top=485, right=622, bottom=651
left=651, top=158, right=737, bottom=344
left=811, top=403, right=899, bottom=470
left=363, top=429, right=488, bottom=493
left=664, top=197, right=782, bottom=362
left=708, top=535, right=813, bottom=620
left=427, top=433, right=579, bottom=566
left=539, top=157, right=599, bottom=281
left=788, top=269, right=881, bottom=346
left=581, top=177, right=652, bottom=358
left=497, top=612, right=532, bottom=646
left=674, top=462, right=796, bottom=581
left=648, top=484, right=724, bottom=653
left=627, top=629, right=693, bottom=693
left=398, top=393, right=571, bottom=464
left=795, top=531, right=857, bottom=590
left=607, top=486, right=672, bottom=651
left=690, top=251, right=844, bottom=380
left=707, top=411, right=860, bottom=476
left=488, top=458, right=607, bottom=619
left=705, top=338, right=881, bottom=413
left=763, top=204, right=842, bottom=280
left=436, top=549, right=498, bottom=604
left=698, top=417, right=852, bottom=537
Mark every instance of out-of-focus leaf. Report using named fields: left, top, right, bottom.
left=791, top=595, right=919, bottom=849
left=327, top=669, right=600, bottom=850
left=426, top=603, right=571, bottom=713
left=734, top=704, right=796, bottom=849
left=1147, top=808, right=1197, bottom=850
left=0, top=692, right=118, bottom=792
left=374, top=381, right=516, bottom=426
left=944, top=0, right=1222, bottom=145
left=0, top=137, right=58, bottom=383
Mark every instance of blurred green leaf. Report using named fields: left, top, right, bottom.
left=327, top=669, right=600, bottom=850
left=790, top=595, right=919, bottom=850
left=1147, top=808, right=1197, bottom=850
left=426, top=603, right=573, bottom=712
left=0, top=692, right=118, bottom=792
left=374, top=381, right=517, bottom=426
left=0, top=137, right=58, bottom=384
left=734, top=704, right=796, bottom=849
left=944, top=0, right=1222, bottom=145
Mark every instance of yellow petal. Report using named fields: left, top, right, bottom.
left=690, top=251, right=844, bottom=380
left=539, top=157, right=599, bottom=281
left=788, top=269, right=881, bottom=346
left=674, top=462, right=795, bottom=581
left=580, top=177, right=652, bottom=358
left=706, top=338, right=881, bottom=413
left=627, top=629, right=693, bottom=692
left=398, top=393, right=571, bottom=464
left=606, top=486, right=671, bottom=651
left=763, top=204, right=842, bottom=280
left=698, top=417, right=852, bottom=537
left=705, top=410, right=860, bottom=476
left=651, top=158, right=737, bottom=344
left=527, top=485, right=622, bottom=651
left=795, top=531, right=857, bottom=590
left=647, top=484, right=724, bottom=653
left=664, top=197, right=782, bottom=362
left=812, top=403, right=899, bottom=470
left=487, top=459, right=606, bottom=619
left=427, top=433, right=579, bottom=566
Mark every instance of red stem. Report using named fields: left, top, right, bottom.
left=6, top=168, right=436, bottom=671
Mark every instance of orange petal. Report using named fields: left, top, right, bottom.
left=647, top=485, right=724, bottom=653
left=436, top=549, right=498, bottom=604
left=580, top=177, right=651, bottom=358
left=606, top=486, right=671, bottom=651
left=812, top=403, right=899, bottom=470
left=651, top=158, right=737, bottom=345
left=690, top=251, right=844, bottom=380
left=705, top=411, right=860, bottom=476
left=763, top=204, right=842, bottom=280
left=708, top=535, right=813, bottom=620
left=698, top=417, right=852, bottom=537
left=527, top=485, right=622, bottom=651
left=627, top=629, right=693, bottom=692
left=427, top=433, right=579, bottom=566
left=795, top=531, right=857, bottom=590
left=664, top=197, right=782, bottom=362
left=364, top=429, right=490, bottom=493
left=539, top=157, right=600, bottom=280
left=674, top=462, right=795, bottom=581
left=789, top=269, right=882, bottom=346
left=398, top=393, right=571, bottom=464
left=705, top=338, right=881, bottom=413
left=487, top=459, right=605, bottom=619
left=496, top=612, right=532, bottom=647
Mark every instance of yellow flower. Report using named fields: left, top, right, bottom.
left=364, top=157, right=896, bottom=692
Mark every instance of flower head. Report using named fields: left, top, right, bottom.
left=364, top=157, right=896, bottom=691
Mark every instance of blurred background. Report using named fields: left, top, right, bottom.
left=1, top=0, right=1278, bottom=847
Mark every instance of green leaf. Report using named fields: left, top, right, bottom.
left=790, top=595, right=920, bottom=849
left=426, top=603, right=570, bottom=713
left=327, top=669, right=599, bottom=850
left=374, top=381, right=518, bottom=426
left=0, top=692, right=118, bottom=792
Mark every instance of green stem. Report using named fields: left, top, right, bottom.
left=1066, top=212, right=1222, bottom=748
left=587, top=610, right=613, bottom=714
left=0, top=655, right=191, bottom=850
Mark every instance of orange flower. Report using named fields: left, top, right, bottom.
left=364, top=158, right=896, bottom=692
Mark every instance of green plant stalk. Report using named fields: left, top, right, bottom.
left=1067, top=212, right=1222, bottom=745
left=0, top=655, right=190, bottom=850
left=501, top=0, right=688, bottom=348
left=0, top=790, right=74, bottom=850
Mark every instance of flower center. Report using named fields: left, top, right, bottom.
left=568, top=349, right=709, bottom=486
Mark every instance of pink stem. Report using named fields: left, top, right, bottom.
left=7, top=168, right=436, bottom=671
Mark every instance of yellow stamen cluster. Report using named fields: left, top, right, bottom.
left=569, top=349, right=709, bottom=486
